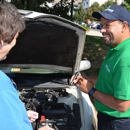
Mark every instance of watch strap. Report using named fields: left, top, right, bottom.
left=88, top=88, right=97, bottom=97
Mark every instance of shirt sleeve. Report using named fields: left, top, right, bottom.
left=0, top=84, right=32, bottom=130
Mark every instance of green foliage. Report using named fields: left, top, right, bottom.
left=86, top=2, right=100, bottom=21
left=10, top=0, right=46, bottom=12
left=73, top=5, right=86, bottom=22
left=99, top=0, right=116, bottom=11
left=10, top=0, right=71, bottom=20
left=79, top=24, right=90, bottom=31
left=42, top=0, right=71, bottom=20
left=0, top=0, right=5, bottom=2
left=122, top=1, right=130, bottom=12
left=86, top=0, right=116, bottom=21
left=124, top=0, right=130, bottom=5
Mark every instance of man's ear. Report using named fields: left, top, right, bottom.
left=122, top=21, right=129, bottom=29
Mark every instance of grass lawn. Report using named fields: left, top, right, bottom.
left=82, top=35, right=109, bottom=76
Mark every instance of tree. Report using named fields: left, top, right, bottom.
left=99, top=0, right=116, bottom=11
left=73, top=5, right=86, bottom=22
left=124, top=0, right=130, bottom=5
left=9, top=0, right=71, bottom=20
left=85, top=2, right=100, bottom=21
left=85, top=0, right=116, bottom=21
left=122, top=0, right=130, bottom=12
left=46, top=0, right=71, bottom=20
left=10, top=0, right=49, bottom=12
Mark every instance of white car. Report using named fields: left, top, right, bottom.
left=0, top=10, right=97, bottom=130
left=91, top=22, right=100, bottom=29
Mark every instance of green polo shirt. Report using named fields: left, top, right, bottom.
left=95, top=38, right=130, bottom=118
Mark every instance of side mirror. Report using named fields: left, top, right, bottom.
left=79, top=60, right=91, bottom=71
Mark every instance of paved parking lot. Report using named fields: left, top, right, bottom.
left=86, top=29, right=102, bottom=37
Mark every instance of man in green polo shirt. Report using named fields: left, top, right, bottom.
left=71, top=5, right=130, bottom=130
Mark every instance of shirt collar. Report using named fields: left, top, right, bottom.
left=113, top=38, right=130, bottom=51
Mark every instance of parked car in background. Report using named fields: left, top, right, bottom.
left=96, top=24, right=102, bottom=30
left=91, top=22, right=101, bottom=29
left=0, top=10, right=97, bottom=130
left=87, top=22, right=96, bottom=28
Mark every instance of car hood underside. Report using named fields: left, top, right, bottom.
left=0, top=14, right=86, bottom=73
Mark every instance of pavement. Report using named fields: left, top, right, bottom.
left=86, top=29, right=103, bottom=37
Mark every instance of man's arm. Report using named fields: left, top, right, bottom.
left=72, top=75, right=130, bottom=112
left=87, top=76, right=97, bottom=86
left=93, top=90, right=130, bottom=112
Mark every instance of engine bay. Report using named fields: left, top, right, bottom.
left=18, top=87, right=82, bottom=130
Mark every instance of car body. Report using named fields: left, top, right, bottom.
left=0, top=10, right=97, bottom=130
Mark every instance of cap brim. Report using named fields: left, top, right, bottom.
left=92, top=12, right=118, bottom=21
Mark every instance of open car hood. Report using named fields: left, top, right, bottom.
left=0, top=11, right=97, bottom=130
left=0, top=10, right=86, bottom=73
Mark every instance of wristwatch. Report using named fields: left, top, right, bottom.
left=88, top=88, right=97, bottom=97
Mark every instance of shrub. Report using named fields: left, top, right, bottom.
left=79, top=24, right=90, bottom=31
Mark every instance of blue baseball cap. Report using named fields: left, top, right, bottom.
left=92, top=5, right=130, bottom=26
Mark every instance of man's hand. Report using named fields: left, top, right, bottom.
left=38, top=125, right=54, bottom=130
left=27, top=110, right=38, bottom=122
left=71, top=74, right=94, bottom=94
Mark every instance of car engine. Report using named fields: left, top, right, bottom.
left=18, top=88, right=82, bottom=130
